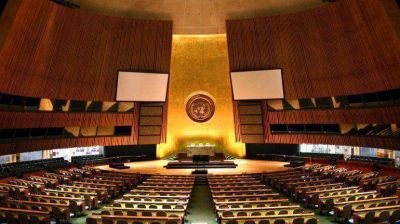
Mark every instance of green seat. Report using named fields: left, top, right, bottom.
left=293, top=218, right=304, bottom=224
left=390, top=210, right=400, bottom=223
left=364, top=211, right=375, bottom=224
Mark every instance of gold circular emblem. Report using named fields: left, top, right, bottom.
left=186, top=94, right=215, bottom=123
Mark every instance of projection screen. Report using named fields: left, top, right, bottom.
left=116, top=72, right=168, bottom=102
left=230, top=69, right=284, bottom=100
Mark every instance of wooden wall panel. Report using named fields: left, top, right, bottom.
left=261, top=102, right=400, bottom=148
left=226, top=0, right=400, bottom=99
left=382, top=0, right=400, bottom=38
left=238, top=101, right=265, bottom=143
left=229, top=0, right=400, bottom=150
left=266, top=134, right=400, bottom=150
left=0, top=0, right=172, bottom=101
left=137, top=103, right=164, bottom=144
left=232, top=101, right=242, bottom=142
left=0, top=0, right=22, bottom=50
left=132, top=102, right=141, bottom=145
left=266, top=107, right=400, bottom=124
left=160, top=102, right=168, bottom=143
left=0, top=136, right=133, bottom=156
left=0, top=111, right=134, bottom=129
left=0, top=0, right=172, bottom=154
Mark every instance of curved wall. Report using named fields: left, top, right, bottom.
left=0, top=0, right=172, bottom=101
left=0, top=0, right=173, bottom=155
left=227, top=0, right=400, bottom=150
left=73, top=0, right=323, bottom=34
left=227, top=0, right=400, bottom=99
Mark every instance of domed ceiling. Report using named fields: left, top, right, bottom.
left=72, top=0, right=324, bottom=34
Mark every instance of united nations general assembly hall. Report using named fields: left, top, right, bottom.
left=0, top=0, right=399, bottom=223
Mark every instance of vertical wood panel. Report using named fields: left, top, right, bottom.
left=228, top=0, right=400, bottom=150
left=266, top=107, right=400, bottom=124
left=266, top=134, right=400, bottom=150
left=0, top=111, right=135, bottom=129
left=226, top=0, right=400, bottom=99
left=137, top=103, right=165, bottom=144
left=0, top=136, right=133, bottom=156
left=0, top=0, right=172, bottom=101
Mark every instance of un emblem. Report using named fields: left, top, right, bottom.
left=186, top=94, right=215, bottom=123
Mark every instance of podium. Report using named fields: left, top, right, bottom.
left=192, top=155, right=210, bottom=162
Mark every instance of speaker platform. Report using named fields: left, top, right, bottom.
left=109, top=162, right=130, bottom=169
left=165, top=161, right=237, bottom=169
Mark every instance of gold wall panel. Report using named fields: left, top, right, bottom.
left=157, top=35, right=245, bottom=158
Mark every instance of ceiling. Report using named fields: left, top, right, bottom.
left=72, top=0, right=324, bottom=34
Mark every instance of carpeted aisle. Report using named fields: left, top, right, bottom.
left=185, top=185, right=218, bottom=224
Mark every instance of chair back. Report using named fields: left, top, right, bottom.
left=364, top=211, right=375, bottom=224
left=389, top=209, right=400, bottom=223
left=293, top=218, right=305, bottom=224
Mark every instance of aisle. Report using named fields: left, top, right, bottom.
left=185, top=185, right=218, bottom=224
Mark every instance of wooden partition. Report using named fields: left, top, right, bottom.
left=0, top=0, right=172, bottom=101
left=227, top=0, right=400, bottom=99
left=0, top=0, right=172, bottom=154
left=227, top=0, right=400, bottom=149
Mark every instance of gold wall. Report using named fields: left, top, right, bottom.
left=157, top=35, right=245, bottom=158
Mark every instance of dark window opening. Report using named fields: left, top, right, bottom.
left=25, top=98, right=41, bottom=111
left=86, top=101, right=102, bottom=112
left=0, top=94, right=13, bottom=106
left=357, top=125, right=373, bottom=136
left=114, top=126, right=132, bottom=136
left=315, top=97, right=333, bottom=109
left=363, top=93, right=379, bottom=106
left=282, top=101, right=294, bottom=110
left=348, top=95, right=363, bottom=104
left=52, top=100, right=68, bottom=112
left=51, top=0, right=80, bottom=8
left=299, top=99, right=316, bottom=109
left=288, top=124, right=305, bottom=133
left=270, top=124, right=287, bottom=133
left=0, top=129, right=14, bottom=139
left=377, top=91, right=392, bottom=103
left=0, top=0, right=7, bottom=17
left=30, top=128, right=47, bottom=138
left=392, top=89, right=400, bottom=103
left=305, top=124, right=322, bottom=132
left=335, top=96, right=349, bottom=108
left=46, top=128, right=64, bottom=137
left=322, top=124, right=340, bottom=134
left=69, top=101, right=87, bottom=112
left=14, top=129, right=30, bottom=138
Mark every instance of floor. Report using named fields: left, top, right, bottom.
left=95, top=159, right=290, bottom=175
left=185, top=185, right=218, bottom=224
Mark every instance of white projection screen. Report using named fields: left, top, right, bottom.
left=230, top=69, right=284, bottom=100
left=116, top=72, right=168, bottom=102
